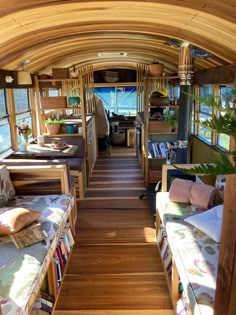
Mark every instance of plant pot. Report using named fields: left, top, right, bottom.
left=46, top=124, right=61, bottom=135
left=148, top=63, right=164, bottom=77
left=149, top=96, right=169, bottom=107
left=70, top=71, right=79, bottom=78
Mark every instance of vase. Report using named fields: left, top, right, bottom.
left=148, top=63, right=164, bottom=77
left=19, top=134, right=29, bottom=151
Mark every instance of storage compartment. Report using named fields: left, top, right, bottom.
left=41, top=96, right=67, bottom=109
left=52, top=68, right=69, bottom=79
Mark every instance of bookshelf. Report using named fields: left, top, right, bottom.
left=31, top=223, right=75, bottom=315
left=142, top=75, right=179, bottom=185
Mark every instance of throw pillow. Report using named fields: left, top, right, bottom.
left=189, top=182, right=216, bottom=209
left=184, top=204, right=223, bottom=242
left=0, top=165, right=16, bottom=207
left=0, top=207, right=42, bottom=235
left=169, top=178, right=194, bottom=204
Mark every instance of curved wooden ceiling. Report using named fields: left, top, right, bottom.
left=0, top=0, right=235, bottom=75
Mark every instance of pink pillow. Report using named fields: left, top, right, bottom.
left=189, top=182, right=216, bottom=209
left=169, top=178, right=194, bottom=204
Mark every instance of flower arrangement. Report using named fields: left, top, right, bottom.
left=17, top=121, right=32, bottom=136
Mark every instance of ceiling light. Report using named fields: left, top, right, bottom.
left=98, top=52, right=127, bottom=57
left=17, top=62, right=32, bottom=85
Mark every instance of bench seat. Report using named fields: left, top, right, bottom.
left=156, top=192, right=219, bottom=315
left=0, top=193, right=74, bottom=315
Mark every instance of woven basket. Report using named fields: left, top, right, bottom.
left=41, top=96, right=67, bottom=109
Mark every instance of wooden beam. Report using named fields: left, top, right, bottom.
left=214, top=174, right=236, bottom=315
left=194, top=64, right=236, bottom=85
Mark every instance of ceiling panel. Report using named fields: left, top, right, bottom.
left=0, top=1, right=235, bottom=74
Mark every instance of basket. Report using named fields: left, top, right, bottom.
left=52, top=68, right=69, bottom=79
left=103, top=71, right=119, bottom=83
left=41, top=96, right=67, bottom=109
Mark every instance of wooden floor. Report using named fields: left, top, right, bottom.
left=54, top=146, right=174, bottom=315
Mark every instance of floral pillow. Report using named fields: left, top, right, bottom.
left=0, top=165, right=16, bottom=207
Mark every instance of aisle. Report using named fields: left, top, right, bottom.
left=54, top=147, right=174, bottom=315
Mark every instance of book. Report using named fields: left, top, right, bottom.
left=64, top=225, right=75, bottom=247
left=10, top=222, right=48, bottom=249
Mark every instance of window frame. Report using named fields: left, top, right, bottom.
left=0, top=89, right=12, bottom=155
left=193, top=84, right=234, bottom=153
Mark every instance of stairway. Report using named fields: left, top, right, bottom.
left=54, top=146, right=174, bottom=314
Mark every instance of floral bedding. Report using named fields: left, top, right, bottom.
left=156, top=192, right=219, bottom=315
left=0, top=194, right=74, bottom=315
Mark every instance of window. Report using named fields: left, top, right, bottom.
left=217, top=86, right=234, bottom=150
left=198, top=86, right=213, bottom=144
left=13, top=89, right=33, bottom=144
left=94, top=86, right=137, bottom=116
left=48, top=89, right=60, bottom=97
left=0, top=89, right=11, bottom=154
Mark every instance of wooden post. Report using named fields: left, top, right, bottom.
left=214, top=174, right=236, bottom=315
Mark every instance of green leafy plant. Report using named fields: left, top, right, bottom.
left=175, top=85, right=236, bottom=175
left=45, top=118, right=64, bottom=125
left=163, top=110, right=178, bottom=131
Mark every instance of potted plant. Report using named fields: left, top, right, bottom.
left=45, top=118, right=64, bottom=135
left=70, top=64, right=79, bottom=78
left=163, top=110, right=178, bottom=132
left=148, top=61, right=164, bottom=77
left=149, top=90, right=169, bottom=107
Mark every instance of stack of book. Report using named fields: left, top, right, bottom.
left=11, top=222, right=47, bottom=249
left=31, top=291, right=55, bottom=314
left=53, top=224, right=75, bottom=290
left=157, top=225, right=172, bottom=275
left=148, top=141, right=177, bottom=158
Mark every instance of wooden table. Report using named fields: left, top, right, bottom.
left=12, top=144, right=80, bottom=158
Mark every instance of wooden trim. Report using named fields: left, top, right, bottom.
left=214, top=174, right=236, bottom=315
left=161, top=164, right=205, bottom=192
left=7, top=164, right=70, bottom=194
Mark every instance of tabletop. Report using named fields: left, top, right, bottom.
left=12, top=144, right=79, bottom=158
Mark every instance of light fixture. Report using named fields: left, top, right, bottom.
left=5, top=75, right=14, bottom=83
left=17, top=62, right=32, bottom=85
left=98, top=52, right=127, bottom=57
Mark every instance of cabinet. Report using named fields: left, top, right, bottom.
left=36, top=78, right=85, bottom=136
left=137, top=113, right=177, bottom=185
left=146, top=121, right=177, bottom=184
left=142, top=76, right=179, bottom=185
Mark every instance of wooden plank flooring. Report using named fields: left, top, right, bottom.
left=54, top=146, right=174, bottom=314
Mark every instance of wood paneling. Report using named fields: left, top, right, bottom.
left=215, top=175, right=236, bottom=315
left=0, top=1, right=235, bottom=74
left=54, top=147, right=173, bottom=314
left=55, top=274, right=172, bottom=311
